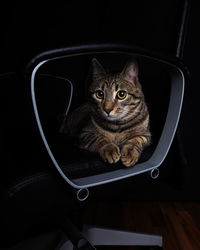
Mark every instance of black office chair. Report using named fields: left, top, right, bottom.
left=20, top=43, right=188, bottom=249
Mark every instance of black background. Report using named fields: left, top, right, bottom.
left=2, top=0, right=200, bottom=247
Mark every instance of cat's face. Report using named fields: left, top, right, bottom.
left=89, top=58, right=144, bottom=123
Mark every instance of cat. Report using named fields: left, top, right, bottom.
left=60, top=58, right=151, bottom=167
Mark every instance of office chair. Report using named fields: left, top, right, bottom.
left=23, top=43, right=188, bottom=249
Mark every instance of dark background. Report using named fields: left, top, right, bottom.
left=1, top=0, right=200, bottom=247
left=1, top=0, right=199, bottom=203
left=0, top=1, right=189, bottom=71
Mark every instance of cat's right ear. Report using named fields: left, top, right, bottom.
left=92, top=58, right=106, bottom=80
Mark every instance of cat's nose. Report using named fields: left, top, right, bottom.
left=104, top=108, right=112, bottom=115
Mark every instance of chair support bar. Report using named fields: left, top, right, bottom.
left=82, top=224, right=163, bottom=247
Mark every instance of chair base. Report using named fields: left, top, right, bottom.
left=58, top=224, right=163, bottom=249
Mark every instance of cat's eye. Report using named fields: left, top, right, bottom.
left=95, top=90, right=104, bottom=99
left=116, top=90, right=127, bottom=100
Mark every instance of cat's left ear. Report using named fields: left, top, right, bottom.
left=121, top=59, right=139, bottom=85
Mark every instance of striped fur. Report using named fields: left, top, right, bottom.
left=61, top=58, right=151, bottom=167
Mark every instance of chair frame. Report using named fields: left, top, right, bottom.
left=27, top=43, right=188, bottom=191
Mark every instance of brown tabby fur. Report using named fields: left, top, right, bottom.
left=60, top=58, right=151, bottom=167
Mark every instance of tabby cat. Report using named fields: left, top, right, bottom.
left=60, top=58, right=151, bottom=167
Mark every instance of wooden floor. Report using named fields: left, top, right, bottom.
left=83, top=201, right=200, bottom=249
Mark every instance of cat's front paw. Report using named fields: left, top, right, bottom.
left=121, top=144, right=140, bottom=167
left=99, top=143, right=121, bottom=164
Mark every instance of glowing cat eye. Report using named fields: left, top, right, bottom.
left=116, top=90, right=127, bottom=100
left=96, top=90, right=104, bottom=99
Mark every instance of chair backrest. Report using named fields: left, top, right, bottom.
left=28, top=45, right=188, bottom=199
